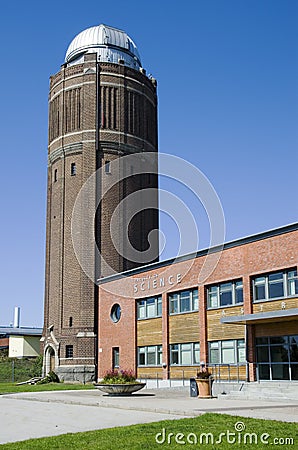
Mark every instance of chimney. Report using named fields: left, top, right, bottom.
left=13, top=307, right=20, bottom=328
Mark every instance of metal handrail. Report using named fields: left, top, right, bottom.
left=138, top=363, right=248, bottom=386
left=209, top=363, right=247, bottom=383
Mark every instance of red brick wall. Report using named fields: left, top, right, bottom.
left=98, top=227, right=298, bottom=379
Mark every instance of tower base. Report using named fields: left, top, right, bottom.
left=56, top=365, right=96, bottom=383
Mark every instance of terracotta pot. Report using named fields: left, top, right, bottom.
left=195, top=378, right=213, bottom=398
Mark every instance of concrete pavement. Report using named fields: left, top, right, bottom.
left=1, top=387, right=297, bottom=444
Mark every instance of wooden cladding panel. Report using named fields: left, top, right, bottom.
left=170, top=367, right=198, bottom=379
left=137, top=318, right=162, bottom=346
left=253, top=297, right=298, bottom=314
left=169, top=312, right=199, bottom=344
left=207, top=306, right=245, bottom=341
left=255, top=320, right=298, bottom=337
left=137, top=367, right=162, bottom=378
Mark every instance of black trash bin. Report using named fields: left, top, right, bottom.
left=190, top=378, right=198, bottom=397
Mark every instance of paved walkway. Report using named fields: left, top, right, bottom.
left=1, top=387, right=297, bottom=444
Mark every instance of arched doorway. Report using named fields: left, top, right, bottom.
left=44, top=345, right=56, bottom=375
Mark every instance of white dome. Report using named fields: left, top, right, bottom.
left=65, top=24, right=141, bottom=69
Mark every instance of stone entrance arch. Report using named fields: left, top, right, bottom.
left=44, top=345, right=57, bottom=375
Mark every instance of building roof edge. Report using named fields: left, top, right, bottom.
left=98, top=222, right=298, bottom=285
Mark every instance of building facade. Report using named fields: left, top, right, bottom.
left=42, top=24, right=159, bottom=381
left=97, top=223, right=298, bottom=382
left=0, top=327, right=42, bottom=358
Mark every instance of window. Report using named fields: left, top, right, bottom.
left=54, top=169, right=57, bottom=182
left=170, top=342, right=200, bottom=366
left=138, top=345, right=162, bottom=366
left=288, top=270, right=298, bottom=296
left=256, top=335, right=298, bottom=381
left=105, top=160, right=111, bottom=174
left=65, top=345, right=73, bottom=358
left=110, top=304, right=121, bottom=323
left=208, top=339, right=245, bottom=364
left=69, top=317, right=73, bottom=327
left=113, top=347, right=119, bottom=369
left=207, top=280, right=243, bottom=308
left=168, top=288, right=198, bottom=314
left=252, top=269, right=298, bottom=302
left=137, top=296, right=162, bottom=320
left=71, top=163, right=76, bottom=176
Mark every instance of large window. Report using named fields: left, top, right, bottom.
left=137, top=295, right=162, bottom=319
left=209, top=339, right=246, bottom=364
left=252, top=269, right=298, bottom=302
left=169, top=288, right=198, bottom=314
left=170, top=342, right=200, bottom=366
left=256, top=335, right=298, bottom=380
left=207, top=280, right=243, bottom=308
left=138, top=345, right=162, bottom=366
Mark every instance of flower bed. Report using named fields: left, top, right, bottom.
left=94, top=369, right=146, bottom=395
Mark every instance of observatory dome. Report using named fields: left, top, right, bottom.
left=65, top=24, right=141, bottom=69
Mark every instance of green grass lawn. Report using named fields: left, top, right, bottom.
left=0, top=382, right=93, bottom=394
left=0, top=413, right=296, bottom=449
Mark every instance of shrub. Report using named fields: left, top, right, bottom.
left=31, top=355, right=43, bottom=377
left=196, top=369, right=212, bottom=379
left=37, top=371, right=60, bottom=384
left=102, top=369, right=137, bottom=384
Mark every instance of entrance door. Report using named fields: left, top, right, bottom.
left=50, top=352, right=55, bottom=372
left=45, top=346, right=56, bottom=375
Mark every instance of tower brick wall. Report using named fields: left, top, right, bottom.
left=43, top=49, right=159, bottom=381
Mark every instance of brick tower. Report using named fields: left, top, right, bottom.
left=42, top=24, right=159, bottom=381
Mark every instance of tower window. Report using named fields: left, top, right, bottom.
left=54, top=169, right=57, bottom=182
left=69, top=317, right=73, bottom=327
left=65, top=345, right=73, bottom=358
left=71, top=163, right=76, bottom=176
left=105, top=160, right=111, bottom=174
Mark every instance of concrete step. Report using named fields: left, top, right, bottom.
left=215, top=382, right=298, bottom=401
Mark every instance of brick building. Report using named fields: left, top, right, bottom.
left=42, top=23, right=298, bottom=385
left=98, top=223, right=298, bottom=382
left=42, top=24, right=159, bottom=381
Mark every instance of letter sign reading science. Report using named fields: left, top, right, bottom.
left=133, top=273, right=182, bottom=294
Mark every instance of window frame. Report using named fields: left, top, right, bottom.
left=137, top=295, right=162, bottom=320
left=208, top=339, right=246, bottom=365
left=169, top=342, right=200, bottom=366
left=65, top=345, right=73, bottom=359
left=70, top=162, right=76, bottom=176
left=252, top=269, right=298, bottom=302
left=105, top=160, right=111, bottom=174
left=168, top=288, right=198, bottom=315
left=207, top=279, right=243, bottom=309
left=137, top=345, right=162, bottom=366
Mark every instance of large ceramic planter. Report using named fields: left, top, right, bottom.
left=195, top=378, right=213, bottom=398
left=94, top=382, right=146, bottom=395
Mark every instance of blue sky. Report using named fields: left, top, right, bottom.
left=0, top=0, right=297, bottom=326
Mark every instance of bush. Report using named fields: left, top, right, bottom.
left=31, top=355, right=43, bottom=377
left=102, top=369, right=137, bottom=384
left=37, top=371, right=60, bottom=385
left=0, top=356, right=43, bottom=383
